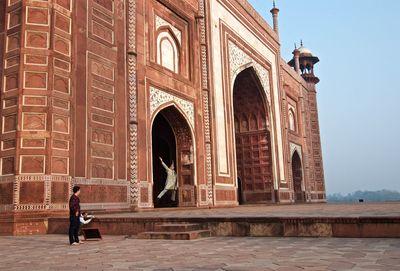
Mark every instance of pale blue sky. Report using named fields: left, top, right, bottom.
left=248, top=0, right=400, bottom=194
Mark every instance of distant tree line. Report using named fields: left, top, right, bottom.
left=327, top=189, right=400, bottom=203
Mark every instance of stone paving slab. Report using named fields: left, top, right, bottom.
left=95, top=203, right=400, bottom=219
left=0, top=235, right=399, bottom=271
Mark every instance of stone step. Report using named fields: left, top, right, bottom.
left=137, top=230, right=211, bottom=240
left=154, top=223, right=203, bottom=232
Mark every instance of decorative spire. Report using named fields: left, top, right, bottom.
left=294, top=43, right=297, bottom=49
left=270, top=0, right=279, bottom=36
left=300, top=40, right=303, bottom=47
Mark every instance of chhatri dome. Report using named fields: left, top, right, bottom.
left=297, top=41, right=314, bottom=57
left=288, top=40, right=320, bottom=84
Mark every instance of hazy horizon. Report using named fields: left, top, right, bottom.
left=248, top=0, right=400, bottom=194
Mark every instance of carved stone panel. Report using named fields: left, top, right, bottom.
left=24, top=72, right=48, bottom=89
left=7, top=8, right=21, bottom=29
left=53, top=114, right=69, bottom=134
left=6, top=32, right=20, bottom=52
left=20, top=156, right=45, bottom=174
left=22, top=113, right=46, bottom=131
left=51, top=182, right=69, bottom=203
left=2, top=114, right=17, bottom=133
left=26, top=7, right=49, bottom=26
left=1, top=157, right=15, bottom=175
left=19, top=182, right=45, bottom=204
left=0, top=183, right=13, bottom=204
left=25, top=31, right=49, bottom=49
left=4, top=73, right=18, bottom=92
left=51, top=157, right=69, bottom=175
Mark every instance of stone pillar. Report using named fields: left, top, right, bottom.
left=270, top=6, right=279, bottom=37
left=127, top=0, right=139, bottom=208
left=0, top=0, right=73, bottom=235
left=198, top=0, right=214, bottom=206
left=307, top=86, right=326, bottom=201
left=293, top=49, right=301, bottom=75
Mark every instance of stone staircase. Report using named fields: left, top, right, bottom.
left=137, top=223, right=211, bottom=240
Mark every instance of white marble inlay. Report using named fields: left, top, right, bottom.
left=155, top=15, right=182, bottom=45
left=149, top=86, right=194, bottom=128
left=228, top=41, right=271, bottom=104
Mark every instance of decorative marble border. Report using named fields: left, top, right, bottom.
left=128, top=0, right=138, bottom=207
left=11, top=175, right=71, bottom=211
left=72, top=178, right=128, bottom=186
left=199, top=0, right=213, bottom=204
left=149, top=86, right=194, bottom=128
left=228, top=41, right=271, bottom=104
left=290, top=142, right=303, bottom=161
left=138, top=181, right=153, bottom=208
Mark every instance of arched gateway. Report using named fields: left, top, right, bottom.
left=291, top=151, right=304, bottom=202
left=151, top=105, right=196, bottom=208
left=233, top=67, right=274, bottom=204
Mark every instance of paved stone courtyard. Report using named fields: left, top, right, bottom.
left=0, top=235, right=399, bottom=271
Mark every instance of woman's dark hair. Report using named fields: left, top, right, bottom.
left=72, top=186, right=80, bottom=193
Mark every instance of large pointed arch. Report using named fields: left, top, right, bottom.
left=150, top=103, right=197, bottom=208
left=232, top=67, right=274, bottom=204
left=291, top=150, right=305, bottom=203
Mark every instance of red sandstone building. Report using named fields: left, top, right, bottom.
left=0, top=0, right=325, bottom=235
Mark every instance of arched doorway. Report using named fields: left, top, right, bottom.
left=151, top=105, right=196, bottom=208
left=291, top=151, right=304, bottom=203
left=233, top=67, right=274, bottom=204
left=152, top=113, right=177, bottom=208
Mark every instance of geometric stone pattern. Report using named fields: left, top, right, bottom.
left=1, top=235, right=399, bottom=270
left=199, top=0, right=213, bottom=204
left=149, top=86, right=194, bottom=128
left=228, top=40, right=271, bottom=104
left=127, top=0, right=138, bottom=207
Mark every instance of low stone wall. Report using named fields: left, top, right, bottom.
left=48, top=216, right=400, bottom=238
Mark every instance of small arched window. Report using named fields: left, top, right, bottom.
left=156, top=30, right=179, bottom=73
left=289, top=109, right=296, bottom=132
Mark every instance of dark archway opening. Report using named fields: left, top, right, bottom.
left=152, top=113, right=178, bottom=208
left=233, top=67, right=274, bottom=204
left=237, top=176, right=243, bottom=205
left=292, top=151, right=304, bottom=203
left=152, top=105, right=196, bottom=208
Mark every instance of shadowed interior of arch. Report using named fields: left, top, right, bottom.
left=291, top=150, right=304, bottom=202
left=233, top=67, right=274, bottom=204
left=151, top=105, right=196, bottom=208
left=152, top=112, right=177, bottom=208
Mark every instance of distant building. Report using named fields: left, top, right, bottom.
left=0, top=0, right=325, bottom=235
